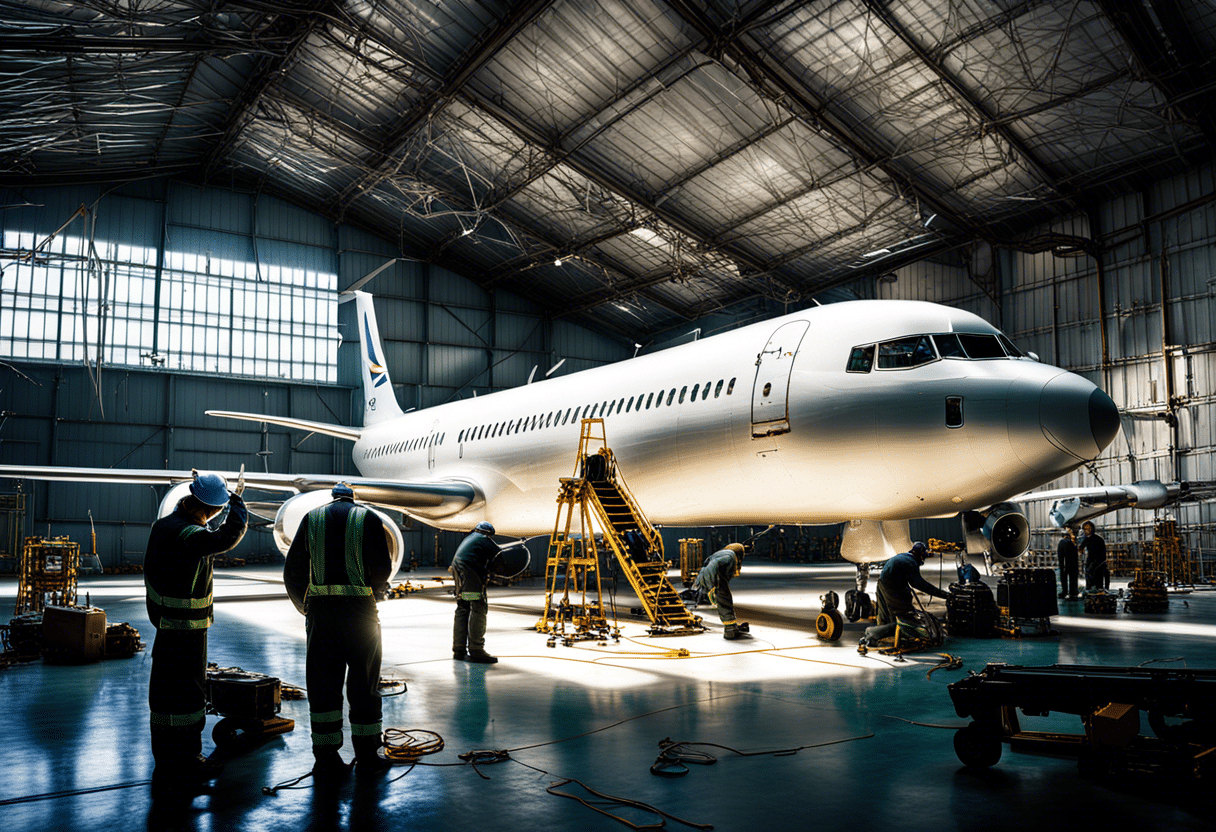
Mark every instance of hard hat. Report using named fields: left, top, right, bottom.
left=189, top=470, right=229, bottom=507
left=475, top=521, right=495, bottom=536
left=911, top=541, right=928, bottom=557
left=725, top=543, right=745, bottom=556
left=332, top=482, right=355, bottom=500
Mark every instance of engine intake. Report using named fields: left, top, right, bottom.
left=962, top=502, right=1029, bottom=562
left=274, top=491, right=405, bottom=579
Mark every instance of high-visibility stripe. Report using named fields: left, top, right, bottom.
left=158, top=617, right=211, bottom=630
left=311, top=730, right=343, bottom=746
left=307, top=504, right=372, bottom=599
left=147, top=585, right=213, bottom=609
left=350, top=722, right=382, bottom=737
left=310, top=709, right=343, bottom=723
left=459, top=591, right=485, bottom=601
left=150, top=708, right=206, bottom=727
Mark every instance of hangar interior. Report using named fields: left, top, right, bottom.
left=1, top=0, right=1215, bottom=829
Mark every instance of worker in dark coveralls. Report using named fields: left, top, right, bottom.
left=1058, top=527, right=1079, bottom=600
left=145, top=470, right=247, bottom=783
left=1079, top=520, right=1109, bottom=591
left=285, top=483, right=392, bottom=776
left=696, top=543, right=748, bottom=639
left=450, top=521, right=502, bottom=663
left=862, top=542, right=948, bottom=646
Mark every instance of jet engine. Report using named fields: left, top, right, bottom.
left=157, top=482, right=195, bottom=519
left=273, top=491, right=406, bottom=579
left=962, top=502, right=1030, bottom=562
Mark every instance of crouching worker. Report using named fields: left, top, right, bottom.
left=861, top=541, right=948, bottom=649
left=451, top=521, right=503, bottom=664
left=285, top=483, right=392, bottom=777
left=696, top=543, right=749, bottom=639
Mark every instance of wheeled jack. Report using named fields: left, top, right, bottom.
left=207, top=666, right=295, bottom=754
left=948, top=663, right=1216, bottom=781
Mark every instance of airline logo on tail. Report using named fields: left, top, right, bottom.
left=363, top=314, right=388, bottom=388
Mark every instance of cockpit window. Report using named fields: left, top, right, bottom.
left=997, top=334, right=1023, bottom=357
left=957, top=333, right=1005, bottom=359
left=846, top=345, right=874, bottom=373
left=877, top=336, right=936, bottom=369
left=934, top=333, right=967, bottom=358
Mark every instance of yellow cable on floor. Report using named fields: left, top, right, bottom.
left=383, top=728, right=445, bottom=763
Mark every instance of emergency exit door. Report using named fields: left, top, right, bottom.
left=751, top=320, right=808, bottom=438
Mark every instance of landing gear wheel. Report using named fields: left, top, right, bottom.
left=212, top=718, right=241, bottom=746
left=815, top=609, right=844, bottom=642
left=953, top=722, right=1002, bottom=768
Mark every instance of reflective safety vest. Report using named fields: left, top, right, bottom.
left=145, top=526, right=214, bottom=630
left=307, top=503, right=374, bottom=598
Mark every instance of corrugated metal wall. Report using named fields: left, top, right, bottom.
left=0, top=181, right=630, bottom=568
left=874, top=162, right=1216, bottom=574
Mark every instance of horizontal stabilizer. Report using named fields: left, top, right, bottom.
left=206, top=410, right=362, bottom=442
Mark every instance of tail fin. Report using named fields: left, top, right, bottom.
left=354, top=291, right=405, bottom=427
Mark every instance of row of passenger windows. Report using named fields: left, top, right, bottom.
left=847, top=332, right=1024, bottom=373
left=363, top=432, right=446, bottom=460
left=457, top=377, right=738, bottom=445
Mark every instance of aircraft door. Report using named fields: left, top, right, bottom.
left=751, top=320, right=809, bottom=438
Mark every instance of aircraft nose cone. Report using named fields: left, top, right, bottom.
left=1040, top=373, right=1120, bottom=460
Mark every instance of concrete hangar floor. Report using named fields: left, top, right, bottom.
left=0, top=560, right=1212, bottom=831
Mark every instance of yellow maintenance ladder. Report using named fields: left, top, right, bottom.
left=537, top=419, right=704, bottom=639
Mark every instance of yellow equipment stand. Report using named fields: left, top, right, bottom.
left=537, top=419, right=704, bottom=640
left=15, top=535, right=79, bottom=616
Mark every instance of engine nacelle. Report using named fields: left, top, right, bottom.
left=962, top=502, right=1030, bottom=562
left=158, top=482, right=195, bottom=519
left=274, top=491, right=405, bottom=579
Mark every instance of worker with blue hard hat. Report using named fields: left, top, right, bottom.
left=450, top=520, right=502, bottom=663
left=284, top=481, right=393, bottom=778
left=145, top=469, right=247, bottom=787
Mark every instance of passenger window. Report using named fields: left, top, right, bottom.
left=958, top=334, right=1005, bottom=359
left=714, top=379, right=723, bottom=397
left=691, top=383, right=700, bottom=401
left=934, top=334, right=966, bottom=359
left=572, top=407, right=581, bottom=421
left=763, top=382, right=772, bottom=396
left=679, top=386, right=687, bottom=403
left=847, top=345, right=875, bottom=372
left=727, top=378, right=736, bottom=395
left=646, top=392, right=654, bottom=409
left=626, top=397, right=634, bottom=413
left=702, top=382, right=711, bottom=400
left=877, top=336, right=936, bottom=369
left=666, top=389, right=676, bottom=406
left=946, top=396, right=964, bottom=428
left=618, top=397, right=625, bottom=412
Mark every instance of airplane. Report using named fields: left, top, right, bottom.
left=0, top=291, right=1123, bottom=597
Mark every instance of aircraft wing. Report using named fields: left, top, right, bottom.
left=0, top=465, right=481, bottom=521
left=1013, top=479, right=1216, bottom=527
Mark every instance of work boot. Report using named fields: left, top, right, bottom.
left=355, top=751, right=393, bottom=776
left=737, top=622, right=750, bottom=633
left=723, top=625, right=740, bottom=640
left=312, top=750, right=351, bottom=780
left=466, top=650, right=498, bottom=664
left=453, top=648, right=467, bottom=660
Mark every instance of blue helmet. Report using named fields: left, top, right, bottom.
left=189, top=470, right=229, bottom=507
left=475, top=521, right=495, bottom=536
left=332, top=482, right=355, bottom=500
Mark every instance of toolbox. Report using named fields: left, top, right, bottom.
left=41, top=605, right=106, bottom=663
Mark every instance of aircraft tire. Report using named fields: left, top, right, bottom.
left=815, top=610, right=844, bottom=641
left=953, top=723, right=1002, bottom=768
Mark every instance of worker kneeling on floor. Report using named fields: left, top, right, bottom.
left=861, top=541, right=948, bottom=649
left=696, top=543, right=750, bottom=639
left=285, top=483, right=393, bottom=777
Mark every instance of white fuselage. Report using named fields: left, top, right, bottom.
left=349, top=300, right=1114, bottom=537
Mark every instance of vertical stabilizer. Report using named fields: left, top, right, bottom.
left=354, top=291, right=405, bottom=427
